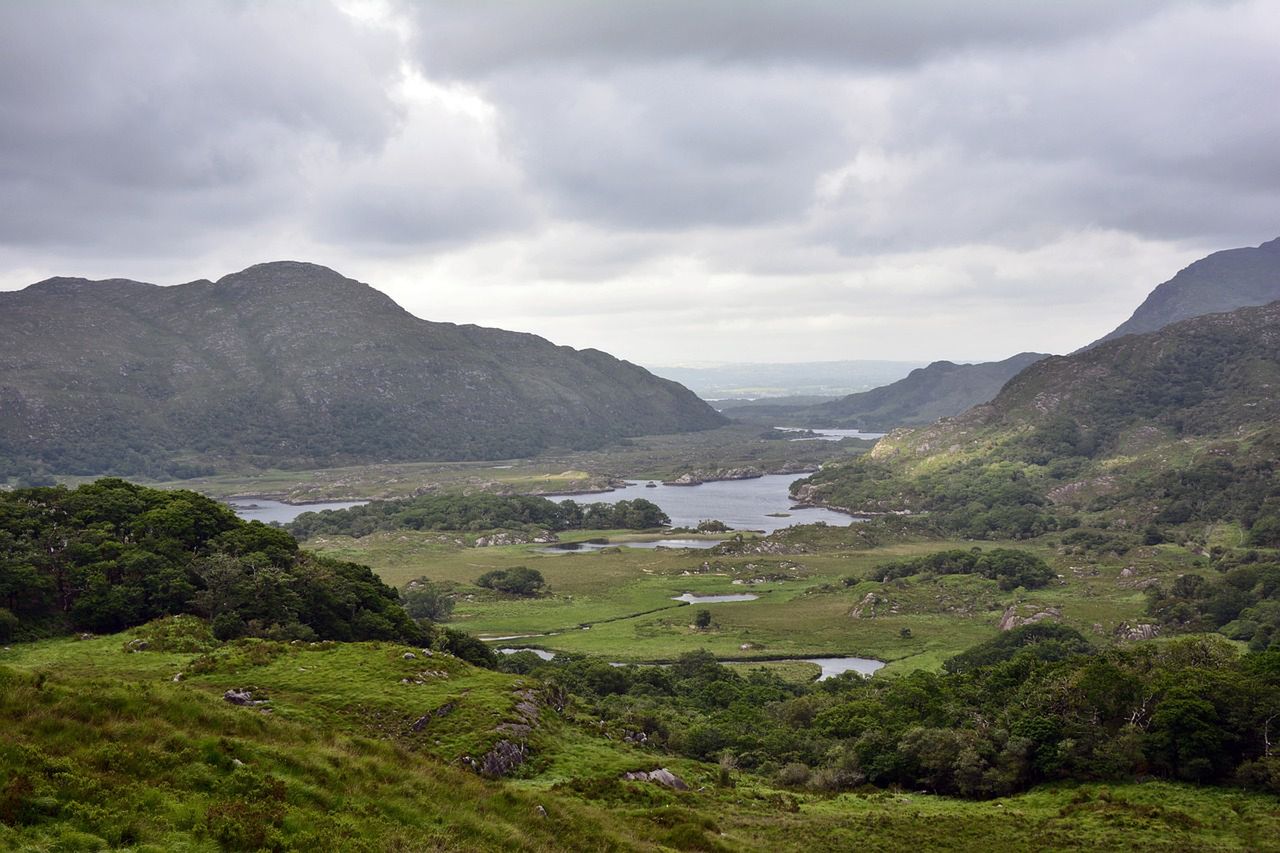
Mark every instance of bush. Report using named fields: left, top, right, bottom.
left=401, top=578, right=454, bottom=622
left=475, top=567, right=546, bottom=596
left=0, top=608, right=18, bottom=643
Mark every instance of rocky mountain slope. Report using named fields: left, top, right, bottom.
left=1088, top=235, right=1280, bottom=347
left=804, top=352, right=1049, bottom=431
left=0, top=261, right=724, bottom=478
left=794, top=301, right=1280, bottom=540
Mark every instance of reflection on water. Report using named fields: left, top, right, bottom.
left=794, top=657, right=886, bottom=680
left=551, top=473, right=857, bottom=533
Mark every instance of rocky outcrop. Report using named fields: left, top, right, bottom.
left=850, top=592, right=881, bottom=619
left=998, top=604, right=1062, bottom=631
left=223, top=688, right=269, bottom=707
left=664, top=467, right=765, bottom=486
left=1115, top=622, right=1161, bottom=642
left=467, top=740, right=527, bottom=778
left=621, top=768, right=689, bottom=790
left=474, top=530, right=558, bottom=548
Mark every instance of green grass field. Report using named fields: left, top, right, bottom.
left=4, top=629, right=1278, bottom=852
left=307, top=527, right=1206, bottom=672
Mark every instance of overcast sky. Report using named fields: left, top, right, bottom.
left=2, top=1, right=1278, bottom=365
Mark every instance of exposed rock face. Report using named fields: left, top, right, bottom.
left=998, top=604, right=1063, bottom=631
left=664, top=467, right=765, bottom=486
left=223, top=688, right=268, bottom=707
left=1088, top=236, right=1280, bottom=348
left=474, top=530, right=557, bottom=548
left=469, top=740, right=527, bottom=778
left=850, top=592, right=881, bottom=619
left=1115, top=622, right=1161, bottom=642
left=621, top=768, right=689, bottom=790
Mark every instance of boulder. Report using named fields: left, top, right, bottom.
left=621, top=768, right=689, bottom=790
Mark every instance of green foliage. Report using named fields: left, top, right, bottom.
left=475, top=566, right=546, bottom=597
left=0, top=478, right=419, bottom=644
left=1148, top=556, right=1280, bottom=648
left=289, top=493, right=670, bottom=539
left=872, top=547, right=1055, bottom=591
left=694, top=609, right=712, bottom=629
left=943, top=624, right=1093, bottom=674
left=400, top=577, right=455, bottom=622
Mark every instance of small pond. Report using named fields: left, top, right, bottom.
left=790, top=656, right=886, bottom=680
left=671, top=592, right=759, bottom=604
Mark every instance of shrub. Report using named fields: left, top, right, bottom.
left=475, top=567, right=546, bottom=596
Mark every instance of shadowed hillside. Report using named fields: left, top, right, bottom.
left=0, top=262, right=724, bottom=479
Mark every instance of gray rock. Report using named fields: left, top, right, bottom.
left=621, top=768, right=689, bottom=790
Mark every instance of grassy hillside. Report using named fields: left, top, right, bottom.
left=4, top=629, right=1280, bottom=852
left=793, top=301, right=1280, bottom=542
left=0, top=261, right=724, bottom=481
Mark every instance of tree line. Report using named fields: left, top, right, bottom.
left=286, top=493, right=670, bottom=539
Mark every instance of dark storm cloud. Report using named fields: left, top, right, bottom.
left=1, top=0, right=1277, bottom=363
left=399, top=0, right=1177, bottom=74
left=0, top=1, right=402, bottom=252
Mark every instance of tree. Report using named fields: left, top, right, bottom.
left=401, top=577, right=454, bottom=622
left=695, top=609, right=712, bottom=629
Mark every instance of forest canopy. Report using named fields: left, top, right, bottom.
left=0, top=479, right=418, bottom=643
left=287, top=493, right=670, bottom=539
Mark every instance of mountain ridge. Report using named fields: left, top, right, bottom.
left=0, top=261, right=725, bottom=479
left=1087, top=235, right=1280, bottom=348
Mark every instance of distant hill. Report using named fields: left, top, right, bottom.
left=794, top=301, right=1280, bottom=541
left=0, top=261, right=724, bottom=479
left=802, top=352, right=1049, bottom=431
left=1088, top=235, right=1280, bottom=347
left=648, top=360, right=924, bottom=400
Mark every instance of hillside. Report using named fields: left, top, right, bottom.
left=1088, top=235, right=1280, bottom=347
left=0, top=262, right=724, bottom=479
left=793, top=301, right=1280, bottom=541
left=804, top=352, right=1049, bottom=431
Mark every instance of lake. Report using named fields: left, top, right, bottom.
left=228, top=471, right=859, bottom=533
left=554, top=473, right=858, bottom=533
left=671, top=592, right=759, bottom=603
left=227, top=498, right=368, bottom=524
left=777, top=427, right=887, bottom=441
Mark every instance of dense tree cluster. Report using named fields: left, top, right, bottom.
left=505, top=631, right=1280, bottom=798
left=287, top=494, right=670, bottom=539
left=796, top=458, right=1059, bottom=540
left=475, top=567, right=546, bottom=597
left=0, top=479, right=418, bottom=643
left=1148, top=555, right=1280, bottom=651
left=867, top=547, right=1055, bottom=591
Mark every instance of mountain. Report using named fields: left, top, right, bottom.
left=0, top=261, right=725, bottom=478
left=794, top=301, right=1280, bottom=541
left=1088, top=235, right=1280, bottom=347
left=803, top=352, right=1049, bottom=431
